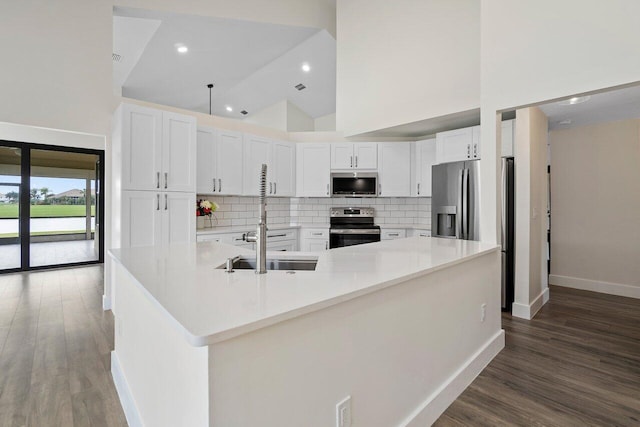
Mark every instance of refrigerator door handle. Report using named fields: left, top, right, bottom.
left=501, top=159, right=507, bottom=251
left=462, top=168, right=469, bottom=240
left=456, top=169, right=463, bottom=239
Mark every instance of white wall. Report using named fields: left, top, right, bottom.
left=479, top=0, right=640, bottom=245
left=512, top=107, right=549, bottom=320
left=314, top=113, right=336, bottom=131
left=335, top=0, right=480, bottom=137
left=243, top=100, right=288, bottom=131
left=286, top=102, right=315, bottom=132
left=549, top=119, right=640, bottom=298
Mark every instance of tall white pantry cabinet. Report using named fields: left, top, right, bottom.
left=113, top=103, right=196, bottom=249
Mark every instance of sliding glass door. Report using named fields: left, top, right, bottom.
left=0, top=141, right=104, bottom=273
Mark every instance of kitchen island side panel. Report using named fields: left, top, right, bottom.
left=111, top=260, right=209, bottom=427
left=208, top=250, right=502, bottom=426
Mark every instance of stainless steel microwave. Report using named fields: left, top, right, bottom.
left=330, top=172, right=378, bottom=197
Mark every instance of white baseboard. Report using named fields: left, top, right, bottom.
left=102, top=294, right=112, bottom=311
left=512, top=287, right=549, bottom=320
left=549, top=275, right=640, bottom=299
left=111, top=351, right=142, bottom=427
left=400, top=329, right=505, bottom=426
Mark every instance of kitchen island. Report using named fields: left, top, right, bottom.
left=109, top=237, right=503, bottom=427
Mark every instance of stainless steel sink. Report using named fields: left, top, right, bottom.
left=218, top=256, right=318, bottom=272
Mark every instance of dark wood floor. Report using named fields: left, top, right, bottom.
left=435, top=285, right=640, bottom=426
left=0, top=266, right=127, bottom=426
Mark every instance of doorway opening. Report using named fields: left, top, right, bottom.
left=0, top=141, right=104, bottom=272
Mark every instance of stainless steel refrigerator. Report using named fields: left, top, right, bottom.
left=431, top=158, right=514, bottom=310
left=431, top=160, right=480, bottom=241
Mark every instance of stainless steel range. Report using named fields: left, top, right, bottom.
left=329, top=207, right=381, bottom=249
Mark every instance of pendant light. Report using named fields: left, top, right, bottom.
left=207, top=83, right=214, bottom=115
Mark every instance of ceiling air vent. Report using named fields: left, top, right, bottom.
left=240, top=110, right=248, bottom=115
left=112, top=53, right=123, bottom=63
left=295, top=83, right=306, bottom=91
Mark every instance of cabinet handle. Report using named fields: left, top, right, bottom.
left=219, top=179, right=222, bottom=192
left=156, top=172, right=160, bottom=189
left=467, top=144, right=471, bottom=159
left=355, top=156, right=358, bottom=168
left=164, top=194, right=168, bottom=210
left=274, top=182, right=277, bottom=195
left=473, top=144, right=478, bottom=158
left=269, top=182, right=273, bottom=194
left=164, top=172, right=168, bottom=189
left=325, top=241, right=328, bottom=250
left=213, top=178, right=216, bottom=192
left=156, top=194, right=160, bottom=210
left=378, top=183, right=381, bottom=196
left=326, top=183, right=329, bottom=195
left=350, top=156, right=353, bottom=168
left=417, top=183, right=420, bottom=195
left=268, top=233, right=287, bottom=238
left=388, top=233, right=399, bottom=237
left=312, top=232, right=323, bottom=236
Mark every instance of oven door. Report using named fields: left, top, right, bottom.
left=329, top=229, right=381, bottom=249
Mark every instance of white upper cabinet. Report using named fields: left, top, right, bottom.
left=120, top=104, right=195, bottom=192
left=243, top=134, right=272, bottom=196
left=377, top=143, right=412, bottom=197
left=296, top=143, right=330, bottom=197
left=414, top=138, right=437, bottom=197
left=436, top=125, right=480, bottom=164
left=501, top=119, right=515, bottom=157
left=196, top=127, right=217, bottom=194
left=162, top=112, right=197, bottom=192
left=271, top=141, right=296, bottom=197
left=121, top=104, right=162, bottom=192
left=196, top=127, right=244, bottom=195
left=330, top=142, right=377, bottom=170
left=216, top=130, right=244, bottom=195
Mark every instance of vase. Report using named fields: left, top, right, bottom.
left=196, top=216, right=205, bottom=229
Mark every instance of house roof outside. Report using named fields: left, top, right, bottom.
left=51, top=189, right=95, bottom=199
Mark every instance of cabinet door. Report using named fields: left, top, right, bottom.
left=121, top=190, right=162, bottom=248
left=354, top=143, right=378, bottom=169
left=271, top=141, right=295, bottom=197
left=216, top=130, right=244, bottom=195
left=243, top=134, right=272, bottom=196
left=471, top=125, right=481, bottom=159
left=296, top=144, right=330, bottom=197
left=436, top=127, right=473, bottom=164
left=121, top=105, right=162, bottom=191
left=267, top=241, right=297, bottom=251
left=162, top=112, right=196, bottom=192
left=162, top=192, right=196, bottom=246
left=378, top=143, right=412, bottom=197
left=302, top=239, right=328, bottom=252
left=415, top=138, right=436, bottom=197
left=330, top=143, right=354, bottom=169
left=501, top=120, right=514, bottom=157
left=196, top=127, right=217, bottom=194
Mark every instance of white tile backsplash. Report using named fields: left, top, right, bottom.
left=197, top=196, right=431, bottom=230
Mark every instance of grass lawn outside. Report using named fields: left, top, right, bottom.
left=0, top=230, right=92, bottom=238
left=0, top=204, right=95, bottom=218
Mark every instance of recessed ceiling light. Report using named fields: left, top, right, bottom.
left=558, top=95, right=590, bottom=106
left=558, top=119, right=572, bottom=125
left=225, top=106, right=233, bottom=112
left=301, top=63, right=311, bottom=73
left=177, top=45, right=188, bottom=54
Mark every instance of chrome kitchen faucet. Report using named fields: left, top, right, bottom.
left=242, top=164, right=268, bottom=274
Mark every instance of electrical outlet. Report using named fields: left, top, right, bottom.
left=481, top=303, right=487, bottom=322
left=336, top=396, right=352, bottom=427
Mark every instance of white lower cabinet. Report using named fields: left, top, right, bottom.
left=381, top=228, right=407, bottom=240
left=122, top=191, right=195, bottom=248
left=196, top=228, right=298, bottom=251
left=411, top=228, right=431, bottom=237
left=300, top=228, right=329, bottom=251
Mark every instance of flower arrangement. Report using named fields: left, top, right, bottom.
left=196, top=199, right=218, bottom=217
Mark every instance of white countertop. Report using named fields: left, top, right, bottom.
left=109, top=237, right=497, bottom=347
